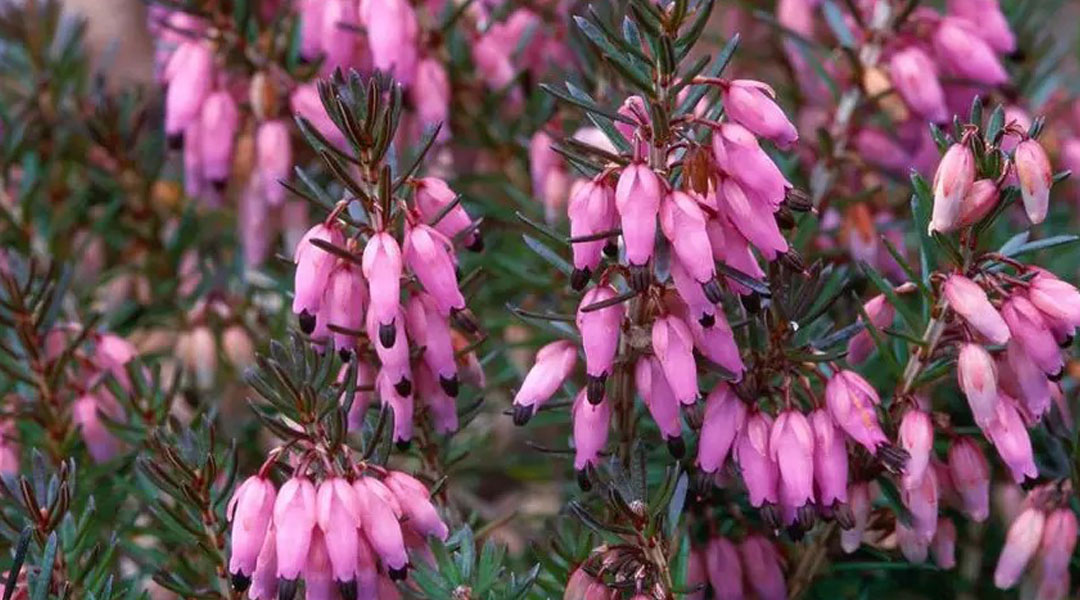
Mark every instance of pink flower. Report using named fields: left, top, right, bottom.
left=368, top=304, right=412, bottom=396
left=706, top=216, right=767, bottom=295
left=686, top=304, right=745, bottom=377
left=957, top=343, right=999, bottom=428
left=824, top=371, right=888, bottom=453
left=413, top=177, right=481, bottom=251
left=770, top=410, right=815, bottom=512
left=718, top=178, right=788, bottom=260
left=929, top=143, right=975, bottom=234
left=362, top=0, right=419, bottom=85
left=377, top=367, right=414, bottom=447
left=384, top=471, right=450, bottom=541
left=994, top=507, right=1046, bottom=589
left=651, top=315, right=698, bottom=405
left=362, top=232, right=404, bottom=347
left=404, top=224, right=465, bottom=315
left=931, top=518, right=957, bottom=569
left=567, top=179, right=616, bottom=289
left=529, top=131, right=570, bottom=223
left=947, top=437, right=990, bottom=521
left=903, top=466, right=939, bottom=543
left=323, top=263, right=368, bottom=358
left=247, top=524, right=277, bottom=599
left=897, top=521, right=929, bottom=564
left=1002, top=340, right=1051, bottom=420
left=415, top=363, right=459, bottom=434
left=198, top=91, right=239, bottom=186
left=985, top=394, right=1038, bottom=483
left=955, top=179, right=999, bottom=228
left=946, top=0, right=1015, bottom=53
left=661, top=191, right=718, bottom=293
left=1028, top=270, right=1080, bottom=328
left=164, top=42, right=214, bottom=137
left=72, top=394, right=123, bottom=463
left=670, top=256, right=717, bottom=326
left=352, top=477, right=408, bottom=577
left=1034, top=508, right=1078, bottom=599
left=704, top=537, right=744, bottom=600
left=899, top=409, right=934, bottom=490
left=315, top=478, right=362, bottom=586
left=571, top=388, right=611, bottom=475
left=722, top=80, right=798, bottom=149
left=889, top=47, right=948, bottom=123
left=841, top=482, right=871, bottom=553
left=413, top=58, right=451, bottom=137
left=405, top=292, right=458, bottom=395
left=810, top=409, right=848, bottom=509
left=319, top=0, right=359, bottom=72
left=1001, top=296, right=1063, bottom=377
left=614, top=163, right=663, bottom=267
left=943, top=274, right=1010, bottom=345
left=634, top=357, right=684, bottom=453
left=292, top=224, right=343, bottom=333
left=736, top=412, right=779, bottom=508
left=711, top=122, right=791, bottom=206
left=340, top=362, right=375, bottom=432
left=1014, top=139, right=1052, bottom=225
left=303, top=529, right=334, bottom=600
left=298, top=0, right=327, bottom=60
left=272, top=476, right=317, bottom=581
left=576, top=285, right=624, bottom=404
left=511, top=340, right=578, bottom=424
left=737, top=535, right=787, bottom=600
left=847, top=294, right=895, bottom=365
left=255, top=120, right=293, bottom=207
left=932, top=17, right=1009, bottom=86
left=291, top=83, right=346, bottom=148
left=698, top=382, right=746, bottom=474
left=227, top=475, right=276, bottom=582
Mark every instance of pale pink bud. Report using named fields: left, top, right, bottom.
left=413, top=58, right=450, bottom=136
left=354, top=534, right=378, bottom=595
left=994, top=507, right=1046, bottom=589
left=985, top=394, right=1038, bottom=483
left=227, top=475, right=276, bottom=580
left=897, top=521, right=929, bottom=563
left=415, top=362, right=458, bottom=434
left=660, top=191, right=717, bottom=291
left=576, top=285, right=623, bottom=404
left=736, top=412, right=779, bottom=508
left=948, top=437, right=990, bottom=521
left=293, top=223, right=344, bottom=332
left=384, top=471, right=449, bottom=540
left=946, top=0, right=1016, bottom=53
left=1014, top=139, right=1052, bottom=225
left=511, top=340, right=577, bottom=424
left=315, top=478, right=362, bottom=585
left=567, top=179, right=616, bottom=288
left=198, top=91, right=239, bottom=185
left=841, top=482, right=871, bottom=553
left=705, top=537, right=744, bottom=600
left=889, top=47, right=948, bottom=123
left=164, top=42, right=213, bottom=137
left=324, top=263, right=368, bottom=357
left=352, top=477, right=408, bottom=576
left=614, top=163, right=663, bottom=267
left=634, top=357, right=684, bottom=451
left=738, top=535, right=787, bottom=600
left=405, top=293, right=458, bottom=394
left=718, top=178, right=788, bottom=260
left=362, top=0, right=419, bottom=85
left=255, top=120, right=292, bottom=207
left=248, top=524, right=277, bottom=599
left=933, top=18, right=1009, bottom=86
left=1029, top=270, right=1080, bottom=329
left=272, top=476, right=317, bottom=580
left=929, top=144, right=975, bottom=234
left=706, top=217, right=767, bottom=295
left=1034, top=508, right=1078, bottom=598
left=362, top=232, right=403, bottom=345
left=1001, top=296, right=1063, bottom=377
left=957, top=343, right=1000, bottom=428
left=319, top=0, right=358, bottom=71
left=711, top=122, right=791, bottom=206
left=931, top=518, right=957, bottom=569
left=770, top=410, right=815, bottom=511
left=723, top=80, right=798, bottom=149
left=471, top=28, right=516, bottom=93
left=943, top=274, right=1010, bottom=345
left=899, top=409, right=933, bottom=490
left=651, top=315, right=698, bottom=405
left=377, top=367, right=414, bottom=447
left=956, top=179, right=999, bottom=228
left=72, top=394, right=122, bottom=463
left=1002, top=340, right=1051, bottom=420
left=571, top=388, right=610, bottom=473
left=847, top=294, right=895, bottom=365
left=404, top=224, right=465, bottom=315
left=825, top=371, right=888, bottom=453
left=413, top=177, right=481, bottom=251
left=810, top=409, right=848, bottom=508
left=698, top=383, right=746, bottom=474
left=903, top=466, right=939, bottom=542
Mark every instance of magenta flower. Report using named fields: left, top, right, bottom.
left=889, top=46, right=948, bottom=123
left=957, top=343, right=999, bottom=428
left=315, top=478, right=362, bottom=587
left=323, top=263, right=368, bottom=357
left=718, top=177, right=788, bottom=260
left=405, top=292, right=459, bottom=396
left=946, top=0, right=1016, bottom=53
left=847, top=294, right=894, bottom=365
left=72, top=394, right=123, bottom=464
left=1014, top=139, right=1052, bottom=225
left=352, top=477, right=408, bottom=578
left=810, top=409, right=848, bottom=509
left=932, top=17, right=1009, bottom=86
left=385, top=471, right=449, bottom=541
left=571, top=388, right=611, bottom=475
left=947, top=437, right=990, bottom=522
left=770, top=410, right=815, bottom=512
left=292, top=223, right=343, bottom=333
left=660, top=191, right=717, bottom=295
left=929, top=143, right=975, bottom=234
left=736, top=412, right=779, bottom=508
left=362, top=231, right=404, bottom=347
left=651, top=314, right=699, bottom=405
left=198, top=91, right=239, bottom=186
left=994, top=506, right=1046, bottom=589
left=415, top=363, right=459, bottom=434
left=634, top=357, right=684, bottom=455
left=247, top=524, right=277, bottom=599
left=722, top=80, right=798, bottom=149
left=985, top=394, right=1038, bottom=483
left=413, top=177, right=481, bottom=251
left=413, top=58, right=451, bottom=138
left=931, top=518, right=957, bottom=569
left=567, top=179, right=616, bottom=289
left=614, top=162, right=663, bottom=268
left=302, top=528, right=334, bottom=600
left=698, top=382, right=746, bottom=474
left=511, top=340, right=577, bottom=425
left=254, top=120, right=293, bottom=207
left=272, top=476, right=317, bottom=581
left=361, top=0, right=419, bottom=85
left=670, top=256, right=717, bottom=326
left=824, top=371, right=888, bottom=453
left=404, top=224, right=465, bottom=316
left=227, top=475, right=276, bottom=583
left=737, top=534, right=787, bottom=600
left=943, top=274, right=1010, bottom=345
left=164, top=41, right=213, bottom=138
left=576, top=285, right=624, bottom=404
left=368, top=304, right=412, bottom=396
left=377, top=367, right=414, bottom=447
left=704, top=536, right=744, bottom=600
left=1035, top=508, right=1078, bottom=598
left=711, top=122, right=791, bottom=206
left=1001, top=296, right=1063, bottom=377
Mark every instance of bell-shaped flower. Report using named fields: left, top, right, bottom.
left=413, top=177, right=480, bottom=251
left=943, top=274, right=1010, bottom=344
left=404, top=224, right=465, bottom=316
left=651, top=314, right=698, bottom=405
left=957, top=343, right=999, bottom=429
left=511, top=340, right=577, bottom=425
left=352, top=477, right=408, bottom=577
left=722, top=80, right=798, bottom=148
left=736, top=412, right=779, bottom=508
left=272, top=476, right=317, bottom=581
left=385, top=471, right=450, bottom=541
left=947, top=436, right=990, bottom=521
left=698, top=383, right=746, bottom=474
left=571, top=388, right=610, bottom=474
left=1001, top=296, right=1062, bottom=377
left=928, top=143, right=975, bottom=234
left=406, top=292, right=458, bottom=396
left=362, top=232, right=404, bottom=347
left=614, top=163, right=663, bottom=267
left=1014, top=139, right=1052, bottom=225
left=994, top=507, right=1046, bottom=589
left=634, top=357, right=684, bottom=454
left=315, top=478, right=362, bottom=587
left=810, top=409, right=849, bottom=509
left=227, top=475, right=276, bottom=582
left=293, top=224, right=343, bottom=333
left=985, top=394, right=1038, bottom=483
left=568, top=179, right=616, bottom=288
left=711, top=122, right=790, bottom=206
left=825, top=371, right=888, bottom=453
left=576, top=285, right=623, bottom=404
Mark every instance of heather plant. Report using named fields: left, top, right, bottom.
left=0, top=1, right=1077, bottom=599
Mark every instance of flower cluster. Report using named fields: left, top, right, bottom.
left=993, top=482, right=1077, bottom=595
left=227, top=466, right=449, bottom=599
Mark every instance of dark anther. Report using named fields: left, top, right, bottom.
left=394, top=377, right=412, bottom=397
left=666, top=436, right=686, bottom=459
left=570, top=267, right=592, bottom=291
left=299, top=310, right=316, bottom=334
left=230, top=572, right=251, bottom=593
left=699, top=313, right=715, bottom=328
left=702, top=278, right=724, bottom=304
left=576, top=468, right=592, bottom=492
left=586, top=374, right=607, bottom=405
left=379, top=321, right=396, bottom=348
left=512, top=404, right=533, bottom=426
left=439, top=374, right=459, bottom=397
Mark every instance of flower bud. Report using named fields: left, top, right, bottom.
left=810, top=409, right=848, bottom=509
left=698, top=383, right=746, bottom=474
left=660, top=191, right=716, bottom=288
left=847, top=294, right=895, bottom=365
left=634, top=357, right=684, bottom=452
left=564, top=568, right=596, bottom=600
left=651, top=315, right=698, bottom=405
left=705, top=537, right=744, bottom=600
left=404, top=224, right=465, bottom=315
left=824, top=371, right=888, bottom=453
left=712, top=122, right=791, bottom=206
left=903, top=466, right=939, bottom=543
left=72, top=394, right=123, bottom=463
left=1028, top=270, right=1080, bottom=329
left=706, top=216, right=767, bottom=295
left=298, top=0, right=326, bottom=60
left=736, top=412, right=779, bottom=508
left=413, top=177, right=480, bottom=251
left=947, top=437, right=990, bottom=521
left=670, top=256, right=716, bottom=326
left=1034, top=508, right=1078, bottom=598
left=511, top=340, right=577, bottom=425
left=687, top=304, right=745, bottom=376
left=1001, top=296, right=1062, bottom=377
left=293, top=224, right=344, bottom=332
left=770, top=410, right=815, bottom=511
left=315, top=478, right=362, bottom=586
left=405, top=293, right=458, bottom=395
left=931, top=517, right=957, bottom=569
left=352, top=477, right=408, bottom=577
left=722, top=80, right=798, bottom=149
left=985, top=394, right=1038, bottom=484
left=303, top=529, right=334, bottom=600
left=994, top=507, right=1046, bottom=589
left=841, top=482, right=871, bottom=553
left=362, top=232, right=404, bottom=347
left=955, top=179, right=999, bottom=228
left=899, top=409, right=933, bottom=490
left=272, top=476, right=317, bottom=581
left=164, top=42, right=214, bottom=137
left=571, top=388, right=610, bottom=475
left=957, top=343, right=999, bottom=428
left=1014, top=139, right=1052, bottom=225
left=929, top=144, right=975, bottom=234
left=199, top=91, right=240, bottom=186
left=932, top=18, right=1008, bottom=86
left=413, top=58, right=450, bottom=137
left=889, top=46, right=948, bottom=123
left=897, top=521, right=929, bottom=564
left=567, top=180, right=616, bottom=286
left=247, top=524, right=277, bottom=599
left=614, top=163, right=663, bottom=268
left=227, top=476, right=276, bottom=581
left=1000, top=340, right=1051, bottom=421
left=576, top=285, right=623, bottom=404
left=385, top=471, right=450, bottom=541
left=362, top=0, right=419, bottom=85
left=377, top=367, right=414, bottom=447
left=319, top=0, right=359, bottom=72
left=946, top=0, right=1016, bottom=53
left=324, top=263, right=368, bottom=357
left=738, top=535, right=788, bottom=600
left=718, top=178, right=788, bottom=260
left=415, top=362, right=458, bottom=434
left=255, top=120, right=292, bottom=207
left=943, top=274, right=1010, bottom=345
left=291, top=83, right=345, bottom=148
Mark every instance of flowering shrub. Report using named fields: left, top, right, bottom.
left=0, top=0, right=1077, bottom=599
